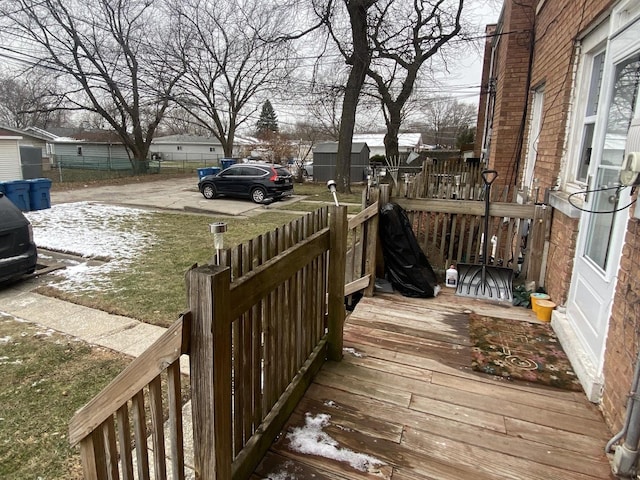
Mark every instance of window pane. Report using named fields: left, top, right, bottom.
left=584, top=54, right=640, bottom=269
left=602, top=54, right=640, bottom=167
left=584, top=168, right=619, bottom=269
left=586, top=52, right=605, bottom=116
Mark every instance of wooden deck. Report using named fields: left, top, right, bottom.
left=253, top=290, right=614, bottom=479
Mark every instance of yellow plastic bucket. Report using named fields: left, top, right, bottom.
left=536, top=299, right=556, bottom=322
left=530, top=293, right=550, bottom=312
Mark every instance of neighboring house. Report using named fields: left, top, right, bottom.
left=49, top=130, right=131, bottom=170
left=477, top=0, right=640, bottom=442
left=151, top=134, right=224, bottom=163
left=0, top=134, right=23, bottom=181
left=312, top=142, right=370, bottom=182
left=352, top=133, right=423, bottom=159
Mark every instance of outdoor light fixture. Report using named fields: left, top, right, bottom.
left=327, top=180, right=339, bottom=206
left=209, top=221, right=227, bottom=264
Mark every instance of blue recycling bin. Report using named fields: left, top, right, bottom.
left=197, top=167, right=215, bottom=179
left=197, top=167, right=221, bottom=179
left=4, top=180, right=31, bottom=211
left=28, top=178, right=52, bottom=211
left=220, top=158, right=237, bottom=170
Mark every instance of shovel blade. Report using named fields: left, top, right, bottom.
left=455, top=263, right=513, bottom=302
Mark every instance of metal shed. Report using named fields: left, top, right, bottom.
left=312, top=142, right=370, bottom=183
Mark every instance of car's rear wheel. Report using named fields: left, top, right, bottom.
left=202, top=183, right=217, bottom=199
left=251, top=187, right=267, bottom=203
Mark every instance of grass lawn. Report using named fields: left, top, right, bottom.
left=293, top=182, right=364, bottom=205
left=38, top=210, right=308, bottom=327
left=0, top=314, right=131, bottom=479
left=37, top=182, right=366, bottom=327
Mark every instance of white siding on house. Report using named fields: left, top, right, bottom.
left=151, top=135, right=224, bottom=162
left=52, top=142, right=130, bottom=160
left=0, top=138, right=24, bottom=181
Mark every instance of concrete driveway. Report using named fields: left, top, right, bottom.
left=51, top=176, right=303, bottom=216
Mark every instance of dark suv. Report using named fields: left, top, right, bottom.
left=0, top=192, right=37, bottom=284
left=198, top=163, right=293, bottom=203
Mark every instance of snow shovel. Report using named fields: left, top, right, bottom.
left=456, top=170, right=513, bottom=302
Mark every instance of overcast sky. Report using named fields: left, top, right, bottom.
left=273, top=0, right=504, bottom=130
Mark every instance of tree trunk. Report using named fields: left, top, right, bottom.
left=383, top=106, right=401, bottom=161
left=335, top=0, right=375, bottom=194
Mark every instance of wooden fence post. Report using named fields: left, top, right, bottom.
left=328, top=205, right=347, bottom=361
left=379, top=184, right=391, bottom=206
left=364, top=189, right=379, bottom=297
left=526, top=204, right=549, bottom=288
left=187, top=265, right=232, bottom=479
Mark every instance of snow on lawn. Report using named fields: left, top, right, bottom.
left=286, top=413, right=385, bottom=473
left=26, top=202, right=155, bottom=294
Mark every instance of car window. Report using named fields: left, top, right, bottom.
left=220, top=166, right=241, bottom=176
left=243, top=166, right=266, bottom=177
left=275, top=167, right=291, bottom=176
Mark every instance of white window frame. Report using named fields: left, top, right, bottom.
left=523, top=85, right=545, bottom=194
left=562, top=21, right=609, bottom=194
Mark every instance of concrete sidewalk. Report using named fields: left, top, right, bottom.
left=0, top=279, right=169, bottom=359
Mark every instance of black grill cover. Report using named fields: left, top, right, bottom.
left=379, top=202, right=438, bottom=298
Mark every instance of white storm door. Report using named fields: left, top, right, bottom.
left=567, top=20, right=640, bottom=373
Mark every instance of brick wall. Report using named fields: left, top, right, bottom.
left=545, top=210, right=578, bottom=305
left=530, top=0, right=613, bottom=193
left=487, top=0, right=536, bottom=189
left=602, top=216, right=640, bottom=432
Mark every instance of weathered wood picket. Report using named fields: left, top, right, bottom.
left=381, top=159, right=552, bottom=288
left=68, top=203, right=379, bottom=480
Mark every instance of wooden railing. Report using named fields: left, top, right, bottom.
left=69, top=204, right=380, bottom=479
left=345, top=189, right=380, bottom=297
left=387, top=194, right=550, bottom=287
left=68, top=314, right=191, bottom=480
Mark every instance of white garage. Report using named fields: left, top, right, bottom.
left=0, top=136, right=23, bottom=181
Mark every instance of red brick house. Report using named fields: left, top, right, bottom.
left=477, top=0, right=640, bottom=455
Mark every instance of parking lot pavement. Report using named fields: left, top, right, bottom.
left=51, top=176, right=303, bottom=216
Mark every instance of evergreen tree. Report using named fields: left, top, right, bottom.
left=256, top=100, right=279, bottom=138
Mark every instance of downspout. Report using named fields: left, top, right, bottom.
left=608, top=348, right=640, bottom=478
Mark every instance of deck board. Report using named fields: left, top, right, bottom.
left=255, top=290, right=614, bottom=479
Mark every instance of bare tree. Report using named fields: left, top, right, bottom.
left=415, top=96, right=477, bottom=147
left=0, top=0, right=183, bottom=171
left=366, top=0, right=465, bottom=160
left=304, top=67, right=348, bottom=141
left=325, top=0, right=377, bottom=193
left=0, top=72, right=67, bottom=129
left=168, top=0, right=296, bottom=158
left=158, top=106, right=212, bottom=136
